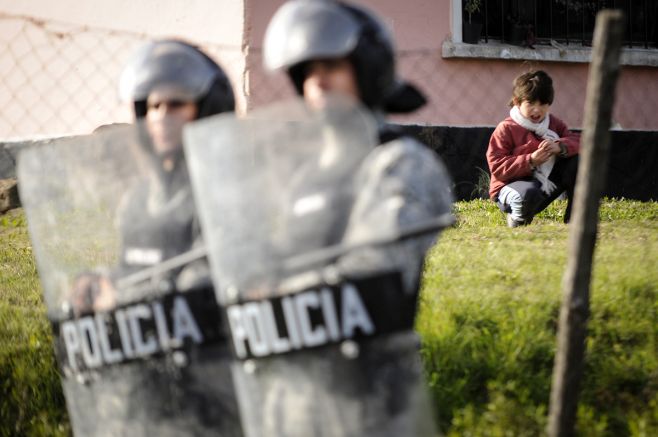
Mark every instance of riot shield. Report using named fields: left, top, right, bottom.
left=17, top=124, right=242, bottom=436
left=185, top=98, right=452, bottom=436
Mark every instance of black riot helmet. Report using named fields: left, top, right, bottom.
left=264, top=0, right=426, bottom=113
left=119, top=39, right=235, bottom=119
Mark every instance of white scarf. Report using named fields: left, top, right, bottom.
left=510, top=106, right=558, bottom=194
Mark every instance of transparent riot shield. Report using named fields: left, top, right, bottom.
left=17, top=124, right=242, bottom=436
left=185, top=98, right=452, bottom=437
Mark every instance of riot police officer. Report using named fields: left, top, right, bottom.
left=61, top=40, right=243, bottom=437
left=221, top=2, right=454, bottom=436
left=73, top=39, right=235, bottom=312
left=116, top=39, right=234, bottom=280
left=263, top=0, right=452, bottom=287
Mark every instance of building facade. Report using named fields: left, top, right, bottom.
left=1, top=0, right=656, bottom=139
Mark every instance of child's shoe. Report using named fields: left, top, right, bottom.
left=507, top=214, right=531, bottom=228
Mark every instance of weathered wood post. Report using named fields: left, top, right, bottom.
left=547, top=10, right=625, bottom=437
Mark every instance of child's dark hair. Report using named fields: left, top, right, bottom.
left=508, top=70, right=554, bottom=107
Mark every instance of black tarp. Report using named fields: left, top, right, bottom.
left=397, top=125, right=658, bottom=202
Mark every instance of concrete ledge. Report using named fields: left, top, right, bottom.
left=1, top=136, right=65, bottom=179
left=442, top=40, right=658, bottom=67
left=3, top=128, right=657, bottom=203
left=0, top=143, right=19, bottom=179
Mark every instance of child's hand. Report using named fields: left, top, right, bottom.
left=539, top=139, right=561, bottom=155
left=531, top=141, right=554, bottom=165
left=531, top=140, right=560, bottom=166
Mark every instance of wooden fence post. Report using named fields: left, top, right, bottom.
left=547, top=10, right=625, bottom=437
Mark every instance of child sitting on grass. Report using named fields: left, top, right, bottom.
left=487, top=70, right=580, bottom=227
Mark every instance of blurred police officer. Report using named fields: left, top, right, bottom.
left=224, top=2, right=454, bottom=436
left=65, top=40, right=243, bottom=437
left=116, top=39, right=234, bottom=279
left=264, top=0, right=453, bottom=288
left=73, top=39, right=235, bottom=312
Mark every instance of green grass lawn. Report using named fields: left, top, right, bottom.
left=1, top=200, right=656, bottom=436
left=0, top=209, right=70, bottom=437
left=418, top=199, right=658, bottom=436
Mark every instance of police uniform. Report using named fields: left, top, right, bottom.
left=60, top=40, right=243, bottom=437
left=226, top=2, right=454, bottom=436
left=116, top=157, right=198, bottom=278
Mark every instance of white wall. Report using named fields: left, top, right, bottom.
left=0, top=0, right=248, bottom=138
left=0, top=0, right=245, bottom=46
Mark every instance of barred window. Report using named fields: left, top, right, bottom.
left=462, top=0, right=658, bottom=48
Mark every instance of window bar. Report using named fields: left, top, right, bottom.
left=598, top=0, right=602, bottom=44
left=501, top=0, right=505, bottom=42
left=484, top=0, right=489, bottom=43
left=581, top=0, right=585, bottom=46
left=549, top=0, right=553, bottom=41
left=628, top=0, right=633, bottom=48
left=612, top=0, right=617, bottom=45
left=534, top=0, right=538, bottom=41
left=597, top=0, right=602, bottom=45
left=612, top=0, right=619, bottom=46
left=566, top=0, right=570, bottom=45
left=645, top=0, right=649, bottom=49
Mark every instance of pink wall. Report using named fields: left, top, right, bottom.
left=245, top=0, right=657, bottom=130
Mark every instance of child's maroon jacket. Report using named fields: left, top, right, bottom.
left=487, top=115, right=581, bottom=200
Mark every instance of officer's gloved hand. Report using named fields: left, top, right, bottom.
left=70, top=272, right=116, bottom=316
